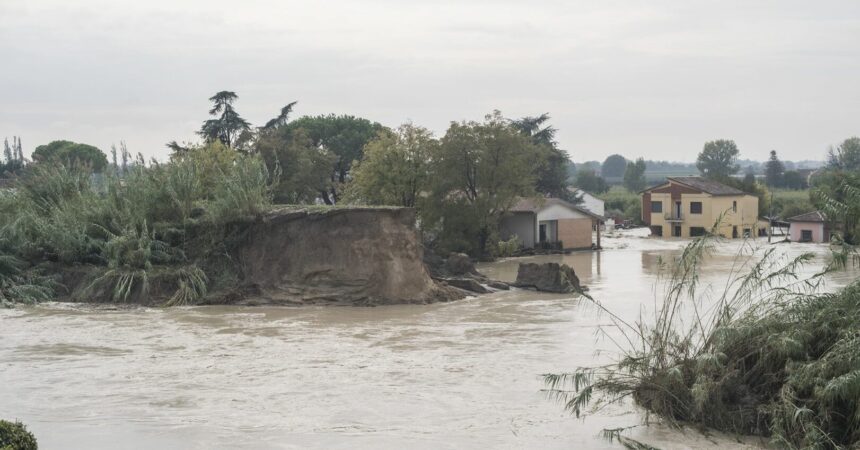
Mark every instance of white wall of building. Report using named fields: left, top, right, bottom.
left=572, top=190, right=605, bottom=217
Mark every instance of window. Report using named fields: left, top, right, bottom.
left=650, top=226, right=663, bottom=237
left=690, top=227, right=706, bottom=237
left=651, top=201, right=662, bottom=213
left=743, top=228, right=751, bottom=238
left=800, top=230, right=813, bottom=242
left=732, top=201, right=737, bottom=212
left=690, top=202, right=703, bottom=214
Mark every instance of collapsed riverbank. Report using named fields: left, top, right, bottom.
left=51, top=206, right=493, bottom=306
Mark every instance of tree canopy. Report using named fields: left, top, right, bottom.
left=422, top=111, right=542, bottom=256
left=510, top=113, right=573, bottom=200
left=601, top=154, right=627, bottom=179
left=347, top=124, right=435, bottom=207
left=198, top=91, right=251, bottom=149
left=32, top=140, right=108, bottom=172
left=765, top=150, right=785, bottom=187
left=623, top=157, right=647, bottom=192
left=573, top=169, right=609, bottom=194
left=282, top=115, right=385, bottom=204
left=697, top=139, right=740, bottom=180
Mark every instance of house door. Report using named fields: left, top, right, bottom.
left=674, top=201, right=681, bottom=219
left=673, top=226, right=681, bottom=237
left=539, top=224, right=547, bottom=243
left=801, top=230, right=813, bottom=242
left=732, top=226, right=738, bottom=238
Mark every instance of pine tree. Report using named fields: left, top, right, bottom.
left=3, top=138, right=11, bottom=163
left=14, top=136, right=23, bottom=161
left=765, top=150, right=785, bottom=187
left=111, top=144, right=118, bottom=169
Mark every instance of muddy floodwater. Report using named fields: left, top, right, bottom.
left=2, top=230, right=857, bottom=449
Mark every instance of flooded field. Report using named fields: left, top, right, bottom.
left=2, top=230, right=856, bottom=449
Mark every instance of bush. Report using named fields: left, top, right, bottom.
left=600, top=186, right=642, bottom=224
left=495, top=234, right=520, bottom=257
left=0, top=145, right=274, bottom=305
left=0, top=420, right=37, bottom=450
left=544, top=229, right=860, bottom=447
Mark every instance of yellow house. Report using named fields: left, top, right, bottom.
left=640, top=177, right=760, bottom=238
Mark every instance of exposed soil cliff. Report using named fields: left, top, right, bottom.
left=232, top=207, right=464, bottom=306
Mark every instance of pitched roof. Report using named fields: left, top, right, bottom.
left=666, top=177, right=746, bottom=195
left=787, top=210, right=827, bottom=223
left=509, top=197, right=605, bottom=221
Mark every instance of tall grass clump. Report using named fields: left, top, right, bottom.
left=0, top=143, right=273, bottom=306
left=544, top=228, right=860, bottom=448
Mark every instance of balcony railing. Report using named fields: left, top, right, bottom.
left=664, top=212, right=684, bottom=222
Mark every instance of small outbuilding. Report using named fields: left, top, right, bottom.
left=787, top=211, right=830, bottom=243
left=499, top=197, right=604, bottom=251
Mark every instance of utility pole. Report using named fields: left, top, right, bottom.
left=768, top=191, right=774, bottom=243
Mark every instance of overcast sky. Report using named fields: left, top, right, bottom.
left=1, top=0, right=859, bottom=163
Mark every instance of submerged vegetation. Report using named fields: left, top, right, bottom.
left=544, top=230, right=860, bottom=448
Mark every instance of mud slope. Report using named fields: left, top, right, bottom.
left=236, top=207, right=462, bottom=305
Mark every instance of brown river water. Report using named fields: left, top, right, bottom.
left=2, top=229, right=858, bottom=449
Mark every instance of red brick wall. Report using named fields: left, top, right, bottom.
left=642, top=193, right=651, bottom=224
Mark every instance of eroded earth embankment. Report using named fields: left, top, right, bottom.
left=231, top=207, right=464, bottom=306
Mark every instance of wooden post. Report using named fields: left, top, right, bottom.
left=596, top=219, right=601, bottom=249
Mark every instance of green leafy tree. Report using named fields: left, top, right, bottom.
left=282, top=115, right=385, bottom=204
left=423, top=111, right=540, bottom=257
left=623, top=157, right=647, bottom=192
left=199, top=91, right=251, bottom=148
left=32, top=140, right=108, bottom=172
left=826, top=136, right=860, bottom=171
left=347, top=123, right=436, bottom=207
left=764, top=150, right=785, bottom=187
left=510, top=113, right=573, bottom=200
left=813, top=137, right=860, bottom=243
left=782, top=170, right=807, bottom=190
left=697, top=139, right=740, bottom=180
left=262, top=101, right=298, bottom=130
left=255, top=127, right=336, bottom=204
left=0, top=136, right=25, bottom=178
left=601, top=154, right=627, bottom=179
left=3, top=138, right=11, bottom=163
left=573, top=169, right=609, bottom=194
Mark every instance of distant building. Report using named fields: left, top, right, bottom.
left=570, top=189, right=614, bottom=230
left=640, top=176, right=760, bottom=238
left=788, top=211, right=830, bottom=243
left=500, top=197, right=604, bottom=250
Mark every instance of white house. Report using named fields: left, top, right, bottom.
left=571, top=189, right=613, bottom=229
left=499, top=197, right=604, bottom=250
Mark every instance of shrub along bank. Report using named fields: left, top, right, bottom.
left=544, top=232, right=860, bottom=448
left=0, top=143, right=272, bottom=306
